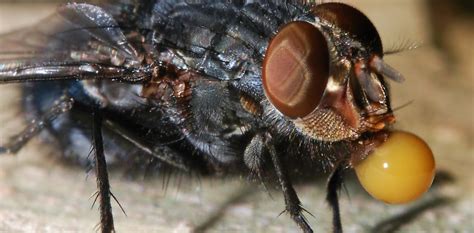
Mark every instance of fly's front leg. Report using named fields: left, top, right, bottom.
left=0, top=95, right=74, bottom=154
left=264, top=133, right=313, bottom=233
left=92, top=109, right=115, bottom=233
left=326, top=166, right=344, bottom=233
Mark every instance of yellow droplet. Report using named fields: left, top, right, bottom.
left=354, top=131, right=435, bottom=204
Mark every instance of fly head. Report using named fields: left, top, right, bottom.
left=262, top=3, right=402, bottom=142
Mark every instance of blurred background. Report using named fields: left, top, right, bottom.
left=0, top=0, right=472, bottom=232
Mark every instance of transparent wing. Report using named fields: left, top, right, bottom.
left=0, top=3, right=147, bottom=83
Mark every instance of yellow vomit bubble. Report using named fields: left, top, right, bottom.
left=355, top=131, right=436, bottom=204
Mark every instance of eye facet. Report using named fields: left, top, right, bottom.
left=263, top=21, right=329, bottom=119
left=312, top=3, right=383, bottom=55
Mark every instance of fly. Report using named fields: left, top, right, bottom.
left=0, top=1, right=436, bottom=233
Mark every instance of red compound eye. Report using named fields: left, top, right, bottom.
left=263, top=21, right=329, bottom=119
left=312, top=3, right=383, bottom=56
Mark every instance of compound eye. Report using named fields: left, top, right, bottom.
left=312, top=3, right=383, bottom=55
left=263, top=21, right=329, bottom=119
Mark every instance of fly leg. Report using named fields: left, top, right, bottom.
left=265, top=133, right=313, bottom=233
left=0, top=96, right=74, bottom=154
left=326, top=166, right=344, bottom=233
left=92, top=109, right=115, bottom=233
left=244, top=134, right=268, bottom=182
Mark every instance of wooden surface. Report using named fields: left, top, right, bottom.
left=0, top=1, right=472, bottom=232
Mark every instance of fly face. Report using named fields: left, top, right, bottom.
left=263, top=3, right=399, bottom=142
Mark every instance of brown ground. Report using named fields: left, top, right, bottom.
left=0, top=1, right=472, bottom=233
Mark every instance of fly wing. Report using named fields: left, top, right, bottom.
left=0, top=3, right=147, bottom=83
